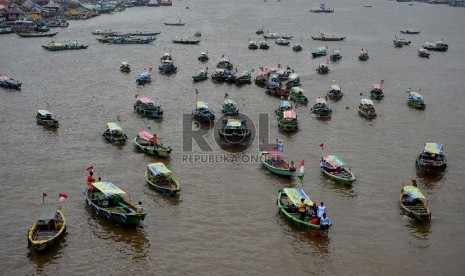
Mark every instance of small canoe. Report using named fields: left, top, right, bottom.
left=28, top=204, right=66, bottom=251
left=277, top=187, right=329, bottom=236
left=260, top=150, right=296, bottom=177
left=145, top=163, right=181, bottom=196
left=133, top=131, right=172, bottom=157
left=320, top=155, right=356, bottom=185
left=400, top=185, right=431, bottom=221
left=83, top=182, right=147, bottom=225
left=18, top=32, right=58, bottom=38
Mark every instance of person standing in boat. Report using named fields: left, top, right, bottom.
left=277, top=140, right=284, bottom=152
left=317, top=202, right=327, bottom=218
left=320, top=213, right=331, bottom=229
left=153, top=134, right=158, bottom=145
left=299, top=198, right=308, bottom=221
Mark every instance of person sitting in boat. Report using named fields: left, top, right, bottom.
left=299, top=198, right=308, bottom=221
left=289, top=161, right=296, bottom=171
left=137, top=201, right=145, bottom=213
left=275, top=155, right=282, bottom=165
left=152, top=133, right=158, bottom=145
left=319, top=213, right=331, bottom=230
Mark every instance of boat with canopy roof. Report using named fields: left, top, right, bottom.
left=328, top=83, right=343, bottom=100
left=359, top=49, right=369, bottom=60
left=192, top=101, right=215, bottom=124
left=0, top=75, right=22, bottom=90
left=145, top=163, right=180, bottom=196
left=275, top=100, right=293, bottom=118
left=370, top=80, right=384, bottom=100
left=277, top=187, right=329, bottom=236
left=416, top=143, right=447, bottom=173
left=311, top=33, right=346, bottom=41
left=400, top=183, right=431, bottom=221
left=120, top=62, right=130, bottom=73
left=320, top=155, right=356, bottom=185
left=311, top=97, right=332, bottom=118
left=83, top=182, right=147, bottom=225
left=406, top=89, right=425, bottom=109
left=358, top=99, right=377, bottom=119
left=133, top=131, right=172, bottom=157
left=316, top=63, right=330, bottom=74
left=259, top=150, right=295, bottom=176
left=278, top=110, right=298, bottom=132
left=289, top=87, right=308, bottom=104
left=102, top=123, right=128, bottom=144
left=134, top=96, right=163, bottom=119
left=217, top=55, right=233, bottom=70
left=36, top=110, right=59, bottom=127
left=218, top=118, right=252, bottom=144
left=136, top=71, right=151, bottom=85
left=192, top=68, right=208, bottom=82
left=222, top=99, right=239, bottom=116
left=28, top=203, right=66, bottom=251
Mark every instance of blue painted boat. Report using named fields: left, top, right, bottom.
left=192, top=101, right=215, bottom=124
left=312, top=46, right=327, bottom=58
left=406, top=90, right=425, bottom=109
left=136, top=72, right=151, bottom=85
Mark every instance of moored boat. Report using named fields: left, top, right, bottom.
left=134, top=96, right=163, bottom=118
left=222, top=99, right=239, bottom=116
left=145, top=163, right=180, bottom=196
left=256, top=27, right=264, bottom=35
left=418, top=47, right=430, bottom=58
left=311, top=33, right=345, bottom=41
left=277, top=187, right=330, bottom=236
left=400, top=184, right=431, bottom=221
left=289, top=87, right=308, bottom=104
left=96, top=36, right=155, bottom=44
left=192, top=101, right=215, bottom=124
left=400, top=28, right=420, bottom=34
left=310, top=3, right=334, bottom=13
left=28, top=204, right=66, bottom=251
left=393, top=39, right=404, bottom=48
left=18, top=32, right=58, bottom=38
left=406, top=89, right=425, bottom=109
left=248, top=40, right=258, bottom=50
left=275, top=38, right=290, bottom=46
left=312, top=46, right=327, bottom=58
left=278, top=110, right=298, bottom=132
left=159, top=59, right=177, bottom=74
left=358, top=98, right=377, bottom=119
left=328, top=83, right=343, bottom=100
left=217, top=55, right=233, bottom=70
left=275, top=100, right=293, bottom=117
left=41, top=41, right=88, bottom=51
left=285, top=73, right=300, bottom=88
left=102, top=122, right=128, bottom=144
left=0, top=26, right=13, bottom=34
left=198, top=51, right=209, bottom=62
left=163, top=20, right=186, bottom=26
left=320, top=155, right=356, bottom=185
left=120, top=61, right=130, bottom=73
left=259, top=41, right=269, bottom=50
left=133, top=131, right=172, bottom=157
left=0, top=75, right=22, bottom=90
left=172, top=38, right=200, bottom=45
left=260, top=150, right=296, bottom=176
left=311, top=97, right=332, bottom=118
left=416, top=143, right=447, bottom=173
left=316, top=63, right=330, bottom=74
left=36, top=110, right=59, bottom=127
left=359, top=48, right=369, bottom=60
left=292, top=44, right=302, bottom=52
left=83, top=182, right=147, bottom=225
left=330, top=49, right=342, bottom=61
left=192, top=68, right=208, bottom=82
left=236, top=70, right=252, bottom=84
left=422, top=40, right=448, bottom=52
left=91, top=30, right=119, bottom=36
left=218, top=118, right=252, bottom=144
left=370, top=80, right=384, bottom=100
left=136, top=71, right=151, bottom=85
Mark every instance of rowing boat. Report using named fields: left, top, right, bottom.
left=145, top=163, right=181, bottom=196
left=28, top=204, right=66, bottom=251
left=320, top=155, right=356, bottom=185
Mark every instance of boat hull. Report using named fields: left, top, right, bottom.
left=321, top=168, right=356, bottom=185
left=133, top=138, right=172, bottom=157
left=260, top=153, right=294, bottom=177
left=311, top=36, right=345, bottom=41
left=415, top=158, right=447, bottom=173
left=407, top=101, right=426, bottom=110
left=145, top=171, right=181, bottom=196
left=399, top=195, right=431, bottom=222
left=27, top=209, right=66, bottom=251
left=37, top=118, right=59, bottom=127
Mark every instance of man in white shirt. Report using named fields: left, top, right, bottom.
left=317, top=202, right=326, bottom=218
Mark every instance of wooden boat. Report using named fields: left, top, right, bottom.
left=160, top=0, right=173, bottom=6
left=393, top=39, right=404, bottom=48
left=259, top=41, right=269, bottom=50
left=275, top=38, right=290, bottom=46
left=211, top=68, right=227, bottom=82
left=400, top=185, right=431, bottom=221
left=172, top=38, right=200, bottom=44
left=285, top=73, right=300, bottom=88
left=395, top=37, right=411, bottom=45
left=217, top=56, right=233, bottom=70
left=316, top=63, right=330, bottom=74
left=266, top=88, right=289, bottom=98
left=330, top=49, right=342, bottom=61
left=18, top=32, right=58, bottom=38
left=145, top=163, right=180, bottom=196
left=416, top=143, right=447, bottom=173
left=159, top=59, right=177, bottom=74
left=34, top=24, right=50, bottom=33
left=163, top=20, right=186, bottom=26
left=248, top=40, right=258, bottom=50
left=96, top=36, right=155, bottom=44
left=254, top=71, right=268, bottom=86
left=36, top=110, right=59, bottom=127
left=289, top=87, right=308, bottom=104
left=278, top=110, right=298, bottom=132
left=83, top=182, right=147, bottom=225
left=259, top=150, right=296, bottom=176
left=133, top=131, right=172, bottom=157
left=328, top=83, right=343, bottom=100
left=91, top=30, right=119, bottom=35
left=422, top=40, right=448, bottom=52
left=222, top=99, right=239, bottom=116
left=0, top=26, right=13, bottom=34
left=406, top=89, right=425, bottom=109
left=277, top=187, right=329, bottom=236
left=311, top=33, right=345, bottom=41
left=194, top=31, right=202, bottom=37
left=136, top=71, right=151, bottom=85
left=370, top=80, right=384, bottom=100
left=358, top=99, right=377, bottom=119
left=120, top=61, right=130, bottom=73
left=198, top=51, right=209, bottom=62
left=28, top=204, right=66, bottom=251
left=192, top=101, right=215, bottom=124
left=134, top=96, right=163, bottom=118
left=311, top=97, right=332, bottom=118
left=400, top=28, right=420, bottom=34
left=0, top=75, right=22, bottom=90
left=236, top=70, right=252, bottom=85
left=47, top=18, right=69, bottom=28
left=42, top=41, right=88, bottom=51
left=129, top=31, right=161, bottom=36
left=320, top=155, right=356, bottom=184
left=292, top=44, right=302, bottom=52
left=256, top=27, right=264, bottom=35
left=262, top=33, right=281, bottom=39
left=418, top=47, right=430, bottom=58
left=359, top=49, right=369, bottom=60
left=102, top=122, right=128, bottom=144
left=192, top=68, right=208, bottom=82
left=310, top=3, right=334, bottom=13
left=275, top=100, right=293, bottom=117
left=312, top=46, right=327, bottom=58
left=218, top=118, right=252, bottom=144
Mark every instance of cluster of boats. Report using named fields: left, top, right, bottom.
left=209, top=56, right=252, bottom=85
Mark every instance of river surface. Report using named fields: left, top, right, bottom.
left=1, top=0, right=465, bottom=275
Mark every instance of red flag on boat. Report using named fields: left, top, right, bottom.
left=319, top=143, right=324, bottom=150
left=299, top=160, right=305, bottom=174
left=59, top=193, right=68, bottom=202
left=86, top=165, right=94, bottom=171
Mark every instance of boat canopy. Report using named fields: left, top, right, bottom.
left=226, top=119, right=242, bottom=128
left=315, top=47, right=327, bottom=52
left=283, top=187, right=314, bottom=207
left=196, top=101, right=208, bottom=109
left=137, top=96, right=154, bottom=104
left=331, top=84, right=341, bottom=91
left=37, top=203, right=59, bottom=222
left=291, top=87, right=304, bottom=94
left=316, top=97, right=327, bottom=104
left=0, top=76, right=12, bottom=81
left=215, top=68, right=226, bottom=73
left=37, top=110, right=53, bottom=116
left=373, top=83, right=383, bottom=90
left=137, top=131, right=154, bottom=141
left=219, top=56, right=231, bottom=63
left=283, top=110, right=296, bottom=119
left=288, top=73, right=299, bottom=82
left=200, top=52, right=208, bottom=56
left=280, top=100, right=292, bottom=108
left=403, top=186, right=426, bottom=200
left=161, top=53, right=172, bottom=60
left=424, top=143, right=442, bottom=155
left=409, top=92, right=423, bottom=100
left=224, top=99, right=236, bottom=105
left=139, top=72, right=150, bottom=78
left=148, top=162, right=172, bottom=178
left=322, top=155, right=346, bottom=168
left=107, top=122, right=122, bottom=132
left=93, top=182, right=126, bottom=196
left=360, top=98, right=374, bottom=106
left=121, top=61, right=129, bottom=66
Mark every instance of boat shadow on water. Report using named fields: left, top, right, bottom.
left=415, top=171, right=445, bottom=189
left=402, top=216, right=432, bottom=246
left=26, top=234, right=67, bottom=272
left=319, top=178, right=357, bottom=198
left=144, top=187, right=181, bottom=206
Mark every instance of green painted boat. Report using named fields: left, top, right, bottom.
left=83, top=182, right=147, bottom=225
left=145, top=163, right=181, bottom=196
left=277, top=187, right=329, bottom=236
left=400, top=185, right=431, bottom=221
left=320, top=155, right=356, bottom=185
left=222, top=99, right=239, bottom=116
left=278, top=110, right=298, bottom=132
left=133, top=131, right=172, bottom=157
left=36, top=110, right=59, bottom=127
left=260, top=150, right=295, bottom=177
left=289, top=87, right=308, bottom=104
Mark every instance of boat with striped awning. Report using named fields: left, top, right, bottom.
left=416, top=143, right=447, bottom=173
left=145, top=163, right=180, bottom=196
left=320, top=155, right=356, bottom=185
left=400, top=184, right=431, bottom=221
left=133, top=131, right=172, bottom=157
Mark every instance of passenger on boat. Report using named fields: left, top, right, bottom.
left=309, top=202, right=318, bottom=217
left=87, top=171, right=94, bottom=190
left=137, top=201, right=145, bottom=213
left=299, top=198, right=308, bottom=221
left=320, top=213, right=331, bottom=229
left=317, top=202, right=326, bottom=218
left=277, top=140, right=284, bottom=152
left=289, top=161, right=295, bottom=171
left=153, top=134, right=158, bottom=145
